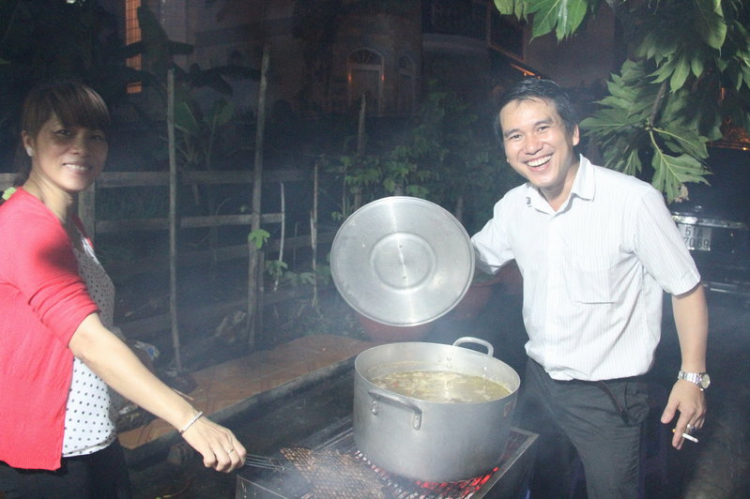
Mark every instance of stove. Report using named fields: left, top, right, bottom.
left=236, top=415, right=537, bottom=499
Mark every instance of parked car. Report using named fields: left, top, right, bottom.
left=670, top=146, right=750, bottom=302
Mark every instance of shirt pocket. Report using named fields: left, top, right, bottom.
left=566, top=254, right=616, bottom=304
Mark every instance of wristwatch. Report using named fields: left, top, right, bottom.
left=678, top=371, right=711, bottom=390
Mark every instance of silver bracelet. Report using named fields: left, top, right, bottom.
left=179, top=410, right=204, bottom=434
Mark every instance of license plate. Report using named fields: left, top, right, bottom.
left=678, top=223, right=712, bottom=251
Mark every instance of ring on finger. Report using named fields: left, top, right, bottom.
left=686, top=423, right=695, bottom=434
left=226, top=448, right=235, bottom=454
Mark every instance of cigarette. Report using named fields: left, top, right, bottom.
left=672, top=428, right=699, bottom=443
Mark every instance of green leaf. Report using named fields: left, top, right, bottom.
left=174, top=101, right=201, bottom=136
left=580, top=108, right=642, bottom=132
left=652, top=58, right=676, bottom=84
left=654, top=124, right=708, bottom=159
left=693, top=0, right=726, bottom=50
left=690, top=57, right=704, bottom=78
left=670, top=56, right=690, bottom=93
left=208, top=98, right=235, bottom=127
left=528, top=0, right=560, bottom=39
left=597, top=95, right=637, bottom=112
left=651, top=153, right=708, bottom=203
left=634, top=32, right=653, bottom=60
left=247, top=229, right=270, bottom=249
left=493, top=0, right=516, bottom=14
left=557, top=0, right=588, bottom=39
left=740, top=61, right=750, bottom=91
left=520, top=0, right=591, bottom=40
left=623, top=149, right=643, bottom=178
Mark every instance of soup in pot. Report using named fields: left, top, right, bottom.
left=371, top=370, right=510, bottom=403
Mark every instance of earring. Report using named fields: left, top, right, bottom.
left=26, top=147, right=33, bottom=157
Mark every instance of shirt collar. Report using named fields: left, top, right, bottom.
left=571, top=154, right=595, bottom=201
left=523, top=154, right=594, bottom=213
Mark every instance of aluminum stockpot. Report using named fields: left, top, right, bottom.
left=353, top=337, right=520, bottom=482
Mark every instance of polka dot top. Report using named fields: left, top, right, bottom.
left=62, top=230, right=118, bottom=457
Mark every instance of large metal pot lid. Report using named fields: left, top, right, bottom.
left=330, top=196, right=475, bottom=327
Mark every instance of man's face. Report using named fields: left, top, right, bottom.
left=499, top=97, right=580, bottom=206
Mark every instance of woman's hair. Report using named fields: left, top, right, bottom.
left=13, top=80, right=110, bottom=186
left=493, top=77, right=579, bottom=141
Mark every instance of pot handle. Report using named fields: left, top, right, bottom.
left=367, top=388, right=423, bottom=430
left=453, top=336, right=494, bottom=358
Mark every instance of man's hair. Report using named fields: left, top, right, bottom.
left=494, top=78, right=579, bottom=140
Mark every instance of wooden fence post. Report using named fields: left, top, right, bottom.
left=310, top=163, right=319, bottom=308
left=167, top=68, right=183, bottom=372
left=248, top=43, right=271, bottom=349
left=78, top=185, right=96, bottom=244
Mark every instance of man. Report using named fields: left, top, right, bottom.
left=472, top=78, right=708, bottom=498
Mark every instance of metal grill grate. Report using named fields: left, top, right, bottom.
left=236, top=418, right=536, bottom=499
left=280, top=447, right=389, bottom=499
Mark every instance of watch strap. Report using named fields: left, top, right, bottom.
left=678, top=371, right=709, bottom=390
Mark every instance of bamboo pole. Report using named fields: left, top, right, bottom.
left=273, top=182, right=286, bottom=292
left=357, top=93, right=366, bottom=156
left=167, top=68, right=183, bottom=372
left=310, top=163, right=319, bottom=308
left=247, top=44, right=270, bottom=349
left=353, top=94, right=366, bottom=211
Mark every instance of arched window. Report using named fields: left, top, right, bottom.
left=397, top=56, right=415, bottom=115
left=125, top=0, right=142, bottom=94
left=348, top=49, right=384, bottom=115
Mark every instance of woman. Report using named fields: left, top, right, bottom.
left=0, top=80, right=246, bottom=498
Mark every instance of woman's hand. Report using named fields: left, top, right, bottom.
left=70, top=316, right=247, bottom=472
left=179, top=414, right=247, bottom=472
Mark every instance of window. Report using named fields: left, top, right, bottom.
left=125, top=0, right=142, bottom=93
left=348, top=49, right=384, bottom=115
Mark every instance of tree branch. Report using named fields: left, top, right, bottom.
left=649, top=80, right=669, bottom=127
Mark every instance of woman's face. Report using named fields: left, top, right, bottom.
left=23, top=112, right=108, bottom=194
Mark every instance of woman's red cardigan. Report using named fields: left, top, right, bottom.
left=0, top=188, right=99, bottom=470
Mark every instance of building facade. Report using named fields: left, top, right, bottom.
left=107, top=0, right=616, bottom=119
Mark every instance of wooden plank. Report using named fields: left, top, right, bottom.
left=3, top=170, right=307, bottom=195
left=95, top=212, right=285, bottom=233
left=95, top=171, right=169, bottom=188
left=0, top=173, right=16, bottom=191
left=119, top=283, right=334, bottom=341
left=93, top=169, right=306, bottom=188
left=103, top=231, right=336, bottom=278
left=184, top=169, right=306, bottom=185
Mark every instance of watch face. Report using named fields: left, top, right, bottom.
left=700, top=373, right=711, bottom=389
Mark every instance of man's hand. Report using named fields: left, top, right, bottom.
left=661, top=380, right=707, bottom=450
